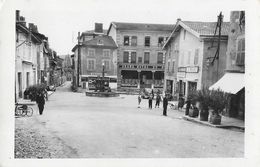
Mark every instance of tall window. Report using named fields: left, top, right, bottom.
left=88, top=49, right=95, bottom=57
left=158, top=37, right=164, bottom=47
left=157, top=52, right=163, bottom=64
left=194, top=49, right=199, bottom=65
left=172, top=61, right=175, bottom=73
left=124, top=36, right=130, bottom=46
left=144, top=52, right=150, bottom=64
left=144, top=36, right=150, bottom=47
left=131, top=52, right=137, bottom=63
left=26, top=72, right=30, bottom=88
left=87, top=59, right=95, bottom=70
left=183, top=30, right=186, bottom=40
left=131, top=36, right=137, bottom=46
left=123, top=51, right=129, bottom=63
left=138, top=57, right=142, bottom=63
left=236, top=38, right=245, bottom=66
left=181, top=51, right=184, bottom=66
left=187, top=51, right=191, bottom=65
left=167, top=61, right=170, bottom=72
left=103, top=50, right=110, bottom=57
left=103, top=60, right=110, bottom=70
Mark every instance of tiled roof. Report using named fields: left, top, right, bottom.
left=112, top=22, right=174, bottom=32
left=182, top=21, right=230, bottom=36
left=83, top=35, right=117, bottom=48
left=83, top=29, right=108, bottom=35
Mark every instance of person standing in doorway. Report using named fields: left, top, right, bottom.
left=148, top=94, right=153, bottom=109
left=36, top=91, right=45, bottom=115
left=163, top=94, right=168, bottom=116
left=155, top=93, right=161, bottom=108
left=185, top=97, right=191, bottom=116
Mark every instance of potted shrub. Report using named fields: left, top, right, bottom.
left=208, top=89, right=228, bottom=125
left=194, top=87, right=211, bottom=121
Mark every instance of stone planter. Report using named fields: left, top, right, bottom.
left=209, top=113, right=222, bottom=125
left=199, top=108, right=209, bottom=121
left=189, top=107, right=199, bottom=117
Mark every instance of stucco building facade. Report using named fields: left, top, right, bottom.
left=163, top=19, right=230, bottom=99
left=107, top=22, right=174, bottom=91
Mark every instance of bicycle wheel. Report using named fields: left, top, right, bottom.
left=26, top=107, right=33, bottom=117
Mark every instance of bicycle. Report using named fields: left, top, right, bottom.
left=15, top=103, right=33, bottom=117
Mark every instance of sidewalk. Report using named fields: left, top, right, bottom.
left=182, top=115, right=244, bottom=131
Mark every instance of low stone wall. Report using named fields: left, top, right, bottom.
left=85, top=91, right=119, bottom=97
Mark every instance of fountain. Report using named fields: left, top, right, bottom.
left=85, top=63, right=119, bottom=97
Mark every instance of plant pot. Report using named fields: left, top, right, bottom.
left=209, top=113, right=222, bottom=125
left=199, top=109, right=209, bottom=121
left=189, top=107, right=199, bottom=117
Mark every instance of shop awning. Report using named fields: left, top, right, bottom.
left=209, top=73, right=244, bottom=94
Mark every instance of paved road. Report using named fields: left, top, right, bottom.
left=18, top=81, right=244, bottom=158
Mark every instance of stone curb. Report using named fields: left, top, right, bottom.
left=182, top=116, right=245, bottom=132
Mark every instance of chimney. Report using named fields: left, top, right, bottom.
left=16, top=10, right=20, bottom=21
left=29, top=23, right=38, bottom=32
left=19, top=16, right=26, bottom=27
left=94, top=23, right=103, bottom=33
left=177, top=18, right=181, bottom=22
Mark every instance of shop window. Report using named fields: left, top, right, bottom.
left=123, top=51, right=129, bottom=63
left=144, top=52, right=150, bottom=64
left=131, top=36, right=137, bottom=46
left=144, top=36, right=150, bottom=47
left=138, top=57, right=142, bottom=63
left=131, top=52, right=137, bottom=63
left=157, top=52, right=163, bottom=64
left=194, top=49, right=199, bottom=65
left=124, top=36, right=130, bottom=46
left=236, top=38, right=245, bottom=66
left=158, top=37, right=164, bottom=47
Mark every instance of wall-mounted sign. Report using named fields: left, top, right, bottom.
left=186, top=66, right=199, bottom=73
left=177, top=72, right=186, bottom=78
left=178, top=67, right=186, bottom=72
left=119, top=63, right=164, bottom=70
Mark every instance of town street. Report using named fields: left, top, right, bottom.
left=15, top=82, right=244, bottom=158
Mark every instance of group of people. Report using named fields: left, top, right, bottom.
left=138, top=92, right=169, bottom=116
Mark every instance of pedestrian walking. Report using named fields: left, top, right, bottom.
left=36, top=91, right=45, bottom=115
left=148, top=94, right=153, bottom=109
left=155, top=94, right=161, bottom=108
left=138, top=93, right=142, bottom=108
left=185, top=97, right=191, bottom=116
left=163, top=94, right=168, bottom=116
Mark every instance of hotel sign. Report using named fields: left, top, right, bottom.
left=119, top=63, right=164, bottom=70
left=186, top=66, right=199, bottom=73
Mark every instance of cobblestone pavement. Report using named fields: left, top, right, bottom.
left=15, top=82, right=244, bottom=158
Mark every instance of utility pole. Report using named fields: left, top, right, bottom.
left=77, top=32, right=81, bottom=87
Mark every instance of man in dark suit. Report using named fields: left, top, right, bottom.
left=36, top=91, right=45, bottom=115
left=163, top=94, right=168, bottom=116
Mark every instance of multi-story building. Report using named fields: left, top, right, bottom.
left=107, top=22, right=174, bottom=91
left=15, top=11, right=42, bottom=100
left=163, top=18, right=230, bottom=99
left=210, top=11, right=245, bottom=119
left=72, top=23, right=117, bottom=88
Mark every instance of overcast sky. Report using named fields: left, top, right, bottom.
left=11, top=0, right=246, bottom=55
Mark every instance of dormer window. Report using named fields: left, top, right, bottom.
left=97, top=39, right=103, bottom=45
